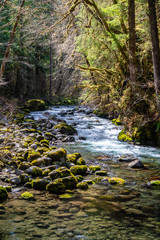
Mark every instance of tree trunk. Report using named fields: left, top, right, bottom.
left=148, top=0, right=160, bottom=115
left=0, top=0, right=25, bottom=83
left=128, top=0, right=137, bottom=89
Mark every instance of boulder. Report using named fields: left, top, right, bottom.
left=21, top=191, right=34, bottom=200
left=70, top=165, right=88, bottom=176
left=128, top=160, right=144, bottom=168
left=77, top=182, right=88, bottom=190
left=47, top=148, right=66, bottom=164
left=26, top=166, right=43, bottom=176
left=46, top=179, right=66, bottom=194
left=31, top=179, right=50, bottom=190
left=54, top=122, right=77, bottom=135
left=25, top=99, right=45, bottom=111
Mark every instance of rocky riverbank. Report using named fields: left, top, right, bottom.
left=1, top=99, right=160, bottom=205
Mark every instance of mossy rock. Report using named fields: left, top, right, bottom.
left=76, top=175, right=83, bottom=182
left=25, top=99, right=45, bottom=111
left=59, top=193, right=75, bottom=199
left=40, top=139, right=49, bottom=145
left=27, top=151, right=41, bottom=161
left=0, top=150, right=12, bottom=160
left=62, top=176, right=78, bottom=189
left=118, top=129, right=132, bottom=142
left=89, top=165, right=101, bottom=172
left=77, top=157, right=85, bottom=165
left=150, top=180, right=160, bottom=186
left=31, top=158, right=45, bottom=167
left=44, top=132, right=57, bottom=141
left=95, top=170, right=107, bottom=176
left=67, top=153, right=81, bottom=164
left=54, top=122, right=77, bottom=135
left=37, top=135, right=44, bottom=142
left=31, top=179, right=49, bottom=190
left=46, top=179, right=66, bottom=194
left=70, top=165, right=88, bottom=176
left=109, top=177, right=125, bottom=185
left=76, top=182, right=88, bottom=190
left=26, top=166, right=43, bottom=177
left=47, top=148, right=66, bottom=164
left=21, top=191, right=34, bottom=200
left=18, top=162, right=31, bottom=170
left=20, top=173, right=29, bottom=183
left=37, top=147, right=48, bottom=154
left=42, top=169, right=51, bottom=176
left=49, top=167, right=71, bottom=180
left=0, top=186, right=8, bottom=203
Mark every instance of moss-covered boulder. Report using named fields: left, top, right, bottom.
left=27, top=151, right=41, bottom=162
left=70, top=165, right=88, bottom=176
left=54, top=122, right=77, bottom=135
left=31, top=179, right=49, bottom=190
left=31, top=158, right=45, bottom=167
left=59, top=193, right=75, bottom=200
left=95, top=170, right=108, bottom=176
left=46, top=179, right=66, bottom=194
left=21, top=192, right=34, bottom=200
left=109, top=177, right=125, bottom=185
left=76, top=182, right=89, bottom=190
left=25, top=99, right=45, bottom=111
left=118, top=129, right=132, bottom=142
left=20, top=173, right=30, bottom=183
left=49, top=167, right=71, bottom=180
left=18, top=162, right=31, bottom=170
left=26, top=166, right=43, bottom=177
left=0, top=186, right=8, bottom=203
left=62, top=176, right=78, bottom=189
left=47, top=148, right=66, bottom=164
left=37, top=147, right=48, bottom=154
left=67, top=153, right=81, bottom=164
left=89, top=165, right=101, bottom=173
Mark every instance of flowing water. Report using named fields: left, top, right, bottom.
left=1, top=106, right=160, bottom=240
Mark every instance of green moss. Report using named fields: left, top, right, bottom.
left=42, top=169, right=51, bottom=176
left=150, top=180, right=160, bottom=186
left=95, top=170, right=107, bottom=176
left=0, top=149, right=12, bottom=160
left=47, top=148, right=66, bottom=162
left=112, top=117, right=122, bottom=126
left=40, top=139, right=49, bottom=145
left=0, top=186, right=8, bottom=203
left=77, top=157, right=86, bottom=165
left=54, top=122, right=77, bottom=135
left=25, top=99, right=45, bottom=111
left=109, top=177, right=125, bottom=185
left=67, top=153, right=81, bottom=164
left=21, top=192, right=34, bottom=200
left=62, top=176, right=78, bottom=189
left=31, top=159, right=45, bottom=167
left=18, top=162, right=31, bottom=170
left=70, top=165, right=88, bottom=176
left=76, top=182, right=88, bottom=190
left=46, top=179, right=66, bottom=194
left=35, top=146, right=45, bottom=153
left=27, top=151, right=41, bottom=161
left=31, top=179, right=49, bottom=190
left=76, top=175, right=83, bottom=182
left=59, top=193, right=75, bottom=199
left=118, top=129, right=132, bottom=142
left=89, top=165, right=101, bottom=172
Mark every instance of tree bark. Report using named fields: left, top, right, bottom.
left=128, top=0, right=137, bottom=89
left=0, top=0, right=25, bottom=83
left=148, top=0, right=160, bottom=115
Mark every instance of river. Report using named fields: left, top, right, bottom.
left=1, top=105, right=160, bottom=240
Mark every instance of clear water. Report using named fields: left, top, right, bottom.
left=1, top=106, right=160, bottom=240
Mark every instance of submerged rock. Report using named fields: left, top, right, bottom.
left=109, top=177, right=125, bottom=185
left=0, top=186, right=8, bottom=203
left=21, top=191, right=34, bottom=200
